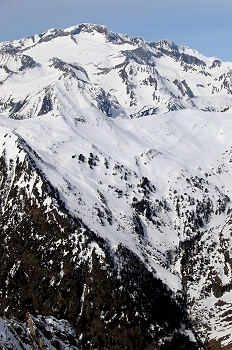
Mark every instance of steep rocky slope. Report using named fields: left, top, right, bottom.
left=1, top=24, right=232, bottom=349
left=0, top=131, right=201, bottom=349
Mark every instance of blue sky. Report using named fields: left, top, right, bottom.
left=0, top=0, right=231, bottom=61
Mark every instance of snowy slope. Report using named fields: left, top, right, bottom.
left=1, top=23, right=232, bottom=348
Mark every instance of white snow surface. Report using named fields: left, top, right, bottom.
left=1, top=109, right=232, bottom=288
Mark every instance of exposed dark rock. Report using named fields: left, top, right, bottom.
left=8, top=98, right=28, bottom=119
left=38, top=91, right=53, bottom=115
left=180, top=53, right=206, bottom=67
left=130, top=106, right=159, bottom=118
left=39, top=29, right=69, bottom=43
left=173, top=79, right=194, bottom=98
left=69, top=24, right=133, bottom=45
left=19, top=55, right=39, bottom=71
left=210, top=60, right=222, bottom=68
left=122, top=47, right=157, bottom=65
left=150, top=40, right=180, bottom=59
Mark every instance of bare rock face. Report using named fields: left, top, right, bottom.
left=0, top=314, right=81, bottom=349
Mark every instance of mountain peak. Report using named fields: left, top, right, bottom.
left=153, top=39, right=178, bottom=50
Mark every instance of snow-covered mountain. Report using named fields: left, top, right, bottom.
left=1, top=23, right=232, bottom=349
left=1, top=23, right=232, bottom=120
